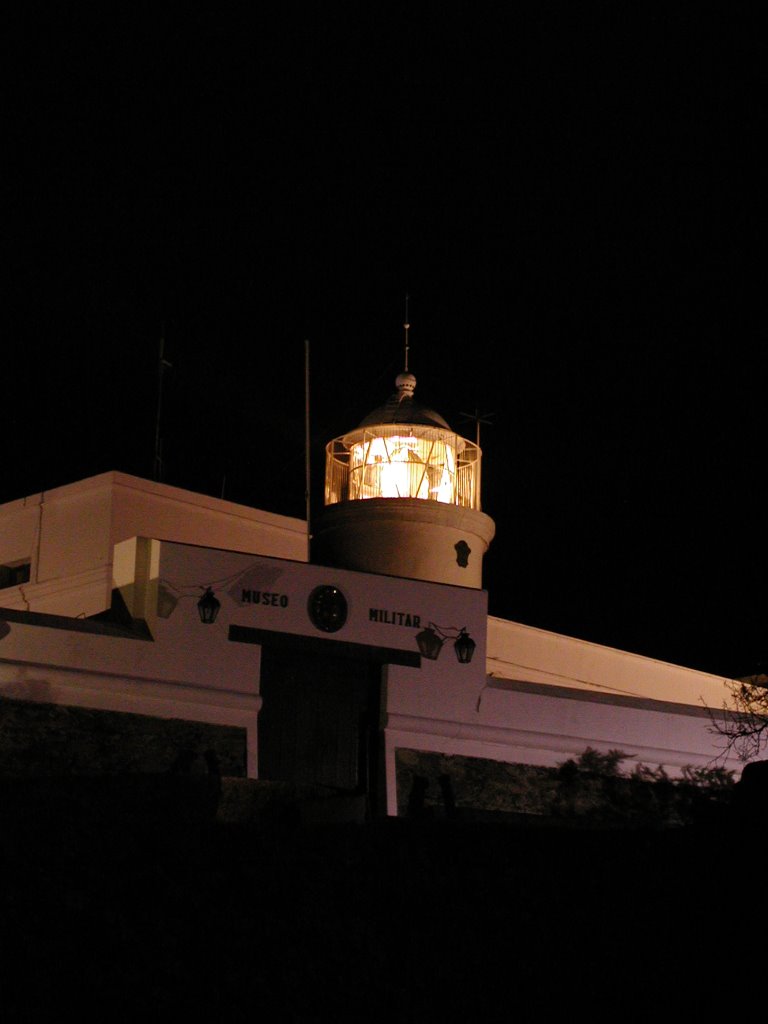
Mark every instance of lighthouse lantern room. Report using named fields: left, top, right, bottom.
left=313, top=360, right=495, bottom=589
left=325, top=372, right=481, bottom=510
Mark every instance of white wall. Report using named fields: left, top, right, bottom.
left=486, top=615, right=733, bottom=710
left=1, top=534, right=744, bottom=814
left=108, top=473, right=307, bottom=563
left=382, top=614, right=742, bottom=813
left=0, top=472, right=308, bottom=618
left=1, top=539, right=489, bottom=785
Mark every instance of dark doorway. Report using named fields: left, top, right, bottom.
left=258, top=648, right=383, bottom=813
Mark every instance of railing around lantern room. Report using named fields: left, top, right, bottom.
left=325, top=426, right=481, bottom=510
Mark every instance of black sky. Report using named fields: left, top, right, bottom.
left=6, top=5, right=766, bottom=677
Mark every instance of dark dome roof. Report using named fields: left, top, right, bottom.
left=357, top=372, right=452, bottom=430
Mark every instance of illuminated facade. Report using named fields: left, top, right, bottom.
left=0, top=371, right=748, bottom=818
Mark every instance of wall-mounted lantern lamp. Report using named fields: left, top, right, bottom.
left=453, top=628, right=476, bottom=664
left=197, top=587, right=221, bottom=624
left=415, top=626, right=445, bottom=661
left=415, top=623, right=476, bottom=664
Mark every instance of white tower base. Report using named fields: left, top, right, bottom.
left=312, top=498, right=496, bottom=588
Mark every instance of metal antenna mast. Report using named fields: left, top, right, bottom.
left=459, top=408, right=495, bottom=449
left=153, top=327, right=172, bottom=482
left=305, top=338, right=312, bottom=560
left=403, top=293, right=410, bottom=372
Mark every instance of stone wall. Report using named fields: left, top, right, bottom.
left=395, top=747, right=735, bottom=826
left=0, top=696, right=247, bottom=777
left=397, top=747, right=557, bottom=821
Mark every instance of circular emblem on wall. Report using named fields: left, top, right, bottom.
left=307, top=585, right=348, bottom=633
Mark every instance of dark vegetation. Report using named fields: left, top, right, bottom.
left=397, top=746, right=736, bottom=829
left=0, top=701, right=763, bottom=1019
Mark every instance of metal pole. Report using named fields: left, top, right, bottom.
left=305, top=339, right=311, bottom=561
left=153, top=330, right=165, bottom=481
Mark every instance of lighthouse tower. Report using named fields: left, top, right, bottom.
left=312, top=357, right=495, bottom=588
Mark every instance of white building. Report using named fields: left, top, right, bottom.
left=0, top=373, right=743, bottom=817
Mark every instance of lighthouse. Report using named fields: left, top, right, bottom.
left=312, top=360, right=496, bottom=588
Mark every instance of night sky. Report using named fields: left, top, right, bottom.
left=6, top=6, right=765, bottom=678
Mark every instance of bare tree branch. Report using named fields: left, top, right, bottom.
left=709, top=674, right=768, bottom=763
